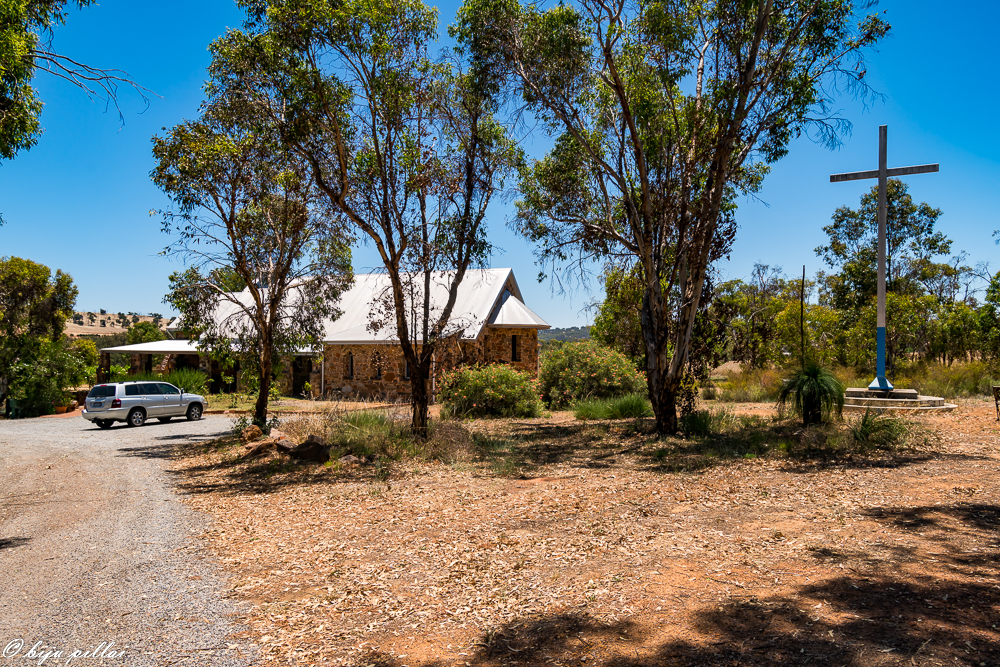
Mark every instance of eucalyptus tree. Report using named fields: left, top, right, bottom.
left=153, top=97, right=353, bottom=427
left=0, top=255, right=77, bottom=405
left=816, top=178, right=950, bottom=312
left=209, top=0, right=522, bottom=437
left=455, top=0, right=888, bottom=432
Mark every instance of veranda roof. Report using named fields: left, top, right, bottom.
left=100, top=339, right=201, bottom=354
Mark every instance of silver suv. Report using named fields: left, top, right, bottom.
left=82, top=381, right=205, bottom=429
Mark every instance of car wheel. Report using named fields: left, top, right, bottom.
left=127, top=408, right=146, bottom=427
left=186, top=403, right=203, bottom=421
left=96, top=420, right=113, bottom=429
left=157, top=416, right=172, bottom=423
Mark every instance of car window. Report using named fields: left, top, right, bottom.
left=140, top=383, right=161, bottom=395
left=125, top=384, right=142, bottom=397
left=158, top=383, right=180, bottom=395
left=88, top=386, right=116, bottom=399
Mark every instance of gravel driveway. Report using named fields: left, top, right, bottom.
left=0, top=414, right=257, bottom=666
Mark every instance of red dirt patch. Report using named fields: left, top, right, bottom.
left=170, top=398, right=1000, bottom=666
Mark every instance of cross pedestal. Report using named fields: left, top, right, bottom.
left=830, top=125, right=938, bottom=392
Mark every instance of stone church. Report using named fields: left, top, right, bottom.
left=100, top=268, right=550, bottom=401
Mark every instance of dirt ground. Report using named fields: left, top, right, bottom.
left=168, top=399, right=1000, bottom=667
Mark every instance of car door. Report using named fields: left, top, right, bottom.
left=139, top=383, right=162, bottom=416
left=157, top=383, right=183, bottom=416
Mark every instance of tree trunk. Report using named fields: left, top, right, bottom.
left=410, top=358, right=430, bottom=440
left=255, top=336, right=273, bottom=427
left=642, top=288, right=679, bottom=434
left=803, top=397, right=820, bottom=426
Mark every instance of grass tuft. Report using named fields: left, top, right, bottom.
left=844, top=409, right=918, bottom=452
left=573, top=393, right=652, bottom=420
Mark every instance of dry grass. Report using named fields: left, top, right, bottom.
left=168, top=399, right=1000, bottom=666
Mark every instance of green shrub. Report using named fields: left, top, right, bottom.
left=280, top=409, right=474, bottom=464
left=573, top=394, right=652, bottom=420
left=828, top=362, right=1000, bottom=401
left=439, top=364, right=544, bottom=419
left=107, top=364, right=130, bottom=383
left=539, top=341, right=646, bottom=408
left=845, top=410, right=914, bottom=451
left=680, top=409, right=716, bottom=436
left=9, top=338, right=87, bottom=417
left=778, top=360, right=844, bottom=426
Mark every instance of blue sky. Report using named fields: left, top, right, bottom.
left=0, top=1, right=996, bottom=326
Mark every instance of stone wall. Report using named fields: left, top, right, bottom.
left=318, top=328, right=541, bottom=400
left=482, top=327, right=540, bottom=375
left=321, top=343, right=423, bottom=399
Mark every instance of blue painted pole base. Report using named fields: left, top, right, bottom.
left=869, top=325, right=892, bottom=390
left=868, top=375, right=894, bottom=391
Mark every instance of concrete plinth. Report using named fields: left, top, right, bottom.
left=843, top=387, right=956, bottom=413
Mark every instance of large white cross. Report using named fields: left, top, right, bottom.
left=830, top=125, right=938, bottom=392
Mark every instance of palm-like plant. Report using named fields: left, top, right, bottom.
left=778, top=360, right=844, bottom=426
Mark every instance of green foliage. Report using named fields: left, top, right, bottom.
left=591, top=266, right=646, bottom=367
left=0, top=256, right=78, bottom=403
left=455, top=0, right=887, bottom=432
left=889, top=361, right=1000, bottom=400
left=842, top=292, right=939, bottom=374
left=68, top=338, right=98, bottom=366
left=231, top=412, right=281, bottom=435
left=979, top=271, right=1000, bottom=361
left=126, top=321, right=164, bottom=345
left=9, top=337, right=86, bottom=416
left=122, top=369, right=210, bottom=396
left=215, top=0, right=523, bottom=438
left=0, top=0, right=56, bottom=159
left=539, top=341, right=646, bottom=408
left=153, top=70, right=354, bottom=426
left=538, top=326, right=591, bottom=343
left=778, top=361, right=844, bottom=426
left=0, top=0, right=144, bottom=169
left=817, top=179, right=950, bottom=313
left=573, top=394, right=651, bottom=420
left=327, top=411, right=423, bottom=461
left=679, top=410, right=718, bottom=438
left=712, top=264, right=801, bottom=369
left=439, top=364, right=544, bottom=419
left=845, top=410, right=914, bottom=452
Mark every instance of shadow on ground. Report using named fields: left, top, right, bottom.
left=353, top=575, right=999, bottom=667
left=0, top=536, right=30, bottom=550
left=349, top=500, right=1000, bottom=667
left=116, top=426, right=233, bottom=461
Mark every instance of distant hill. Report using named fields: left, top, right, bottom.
left=65, top=311, right=171, bottom=337
left=539, top=326, right=591, bottom=342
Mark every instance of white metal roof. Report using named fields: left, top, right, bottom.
left=488, top=291, right=551, bottom=328
left=166, top=268, right=550, bottom=346
left=322, top=268, right=549, bottom=343
left=101, top=339, right=201, bottom=354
